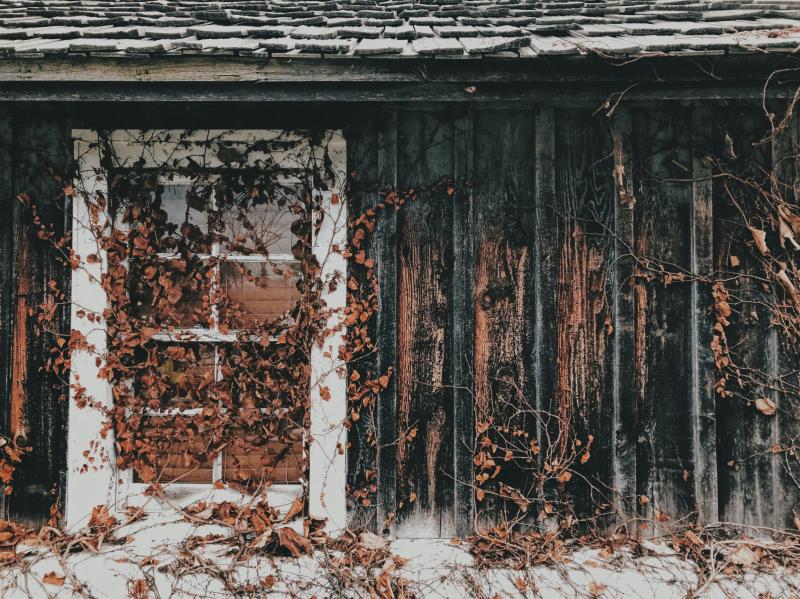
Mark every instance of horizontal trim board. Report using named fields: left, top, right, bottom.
left=0, top=81, right=797, bottom=103
left=0, top=54, right=798, bottom=85
left=0, top=83, right=793, bottom=103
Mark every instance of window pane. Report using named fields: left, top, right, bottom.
left=217, top=192, right=300, bottom=255
left=220, top=260, right=301, bottom=327
left=118, top=172, right=302, bottom=256
left=132, top=417, right=214, bottom=484
left=135, top=344, right=216, bottom=411
left=223, top=425, right=303, bottom=487
left=129, top=255, right=214, bottom=329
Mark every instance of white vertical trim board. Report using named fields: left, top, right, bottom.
left=66, top=130, right=116, bottom=530
left=66, top=130, right=348, bottom=533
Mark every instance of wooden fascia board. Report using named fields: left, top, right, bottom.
left=0, top=54, right=796, bottom=102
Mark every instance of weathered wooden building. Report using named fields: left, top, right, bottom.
left=0, top=0, right=799, bottom=541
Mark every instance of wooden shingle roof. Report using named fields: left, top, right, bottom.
left=0, top=1, right=799, bottom=58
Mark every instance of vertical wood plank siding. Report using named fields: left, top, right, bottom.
left=610, top=109, right=638, bottom=527
left=1, top=109, right=71, bottom=527
left=394, top=110, right=455, bottom=538
left=472, top=110, right=536, bottom=528
left=362, top=102, right=799, bottom=536
left=635, top=107, right=696, bottom=531
left=690, top=107, right=719, bottom=525
left=0, top=102, right=798, bottom=536
left=714, top=107, right=780, bottom=529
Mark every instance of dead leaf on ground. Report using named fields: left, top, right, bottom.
left=276, top=527, right=313, bottom=557
left=282, top=497, right=304, bottom=523
left=589, top=581, right=607, bottom=597
left=359, top=531, right=388, bottom=551
left=729, top=544, right=757, bottom=567
left=43, top=571, right=66, bottom=587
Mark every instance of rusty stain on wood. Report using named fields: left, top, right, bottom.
left=10, top=227, right=29, bottom=445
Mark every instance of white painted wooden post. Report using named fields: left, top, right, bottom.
left=308, top=134, right=348, bottom=533
left=66, top=131, right=116, bottom=530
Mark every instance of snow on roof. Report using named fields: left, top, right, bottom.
left=0, top=1, right=798, bottom=58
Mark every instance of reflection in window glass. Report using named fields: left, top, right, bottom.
left=221, top=260, right=301, bottom=327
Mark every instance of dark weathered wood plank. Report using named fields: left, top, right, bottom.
left=451, top=108, right=475, bottom=538
left=3, top=83, right=800, bottom=104
left=472, top=109, right=536, bottom=528
left=610, top=109, right=638, bottom=530
left=714, top=106, right=778, bottom=529
left=690, top=106, right=719, bottom=525
left=374, top=110, right=399, bottom=536
left=554, top=110, right=616, bottom=527
left=769, top=104, right=800, bottom=530
left=5, top=111, right=71, bottom=527
left=394, top=109, right=454, bottom=538
left=534, top=106, right=559, bottom=530
left=0, top=55, right=797, bottom=94
left=635, top=106, right=696, bottom=532
left=345, top=112, right=380, bottom=532
left=0, top=108, right=12, bottom=517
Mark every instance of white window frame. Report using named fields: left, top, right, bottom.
left=65, top=130, right=348, bottom=533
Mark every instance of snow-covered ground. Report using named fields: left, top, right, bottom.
left=1, top=514, right=798, bottom=598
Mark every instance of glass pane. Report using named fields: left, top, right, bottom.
left=135, top=344, right=216, bottom=411
left=159, top=178, right=210, bottom=238
left=128, top=255, right=214, bottom=329
left=220, top=260, right=301, bottom=327
left=223, top=425, right=303, bottom=487
left=118, top=172, right=302, bottom=256
left=132, top=417, right=214, bottom=484
left=217, top=191, right=300, bottom=255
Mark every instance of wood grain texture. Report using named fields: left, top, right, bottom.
left=344, top=110, right=380, bottom=532
left=714, top=106, right=780, bottom=529
left=471, top=109, right=536, bottom=527
left=374, top=110, right=399, bottom=536
left=690, top=106, right=719, bottom=525
left=769, top=106, right=800, bottom=530
left=0, top=55, right=796, bottom=90
left=452, top=108, right=475, bottom=537
left=394, top=109, right=454, bottom=538
left=0, top=108, right=12, bottom=518
left=554, top=110, right=616, bottom=526
left=635, top=106, right=695, bottom=532
left=610, top=108, right=638, bottom=529
left=5, top=111, right=71, bottom=527
left=534, top=106, right=559, bottom=529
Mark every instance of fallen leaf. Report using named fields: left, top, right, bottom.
left=359, top=531, right=388, bottom=551
left=283, top=497, right=304, bottom=523
left=261, top=575, right=276, bottom=588
left=43, top=572, right=66, bottom=587
left=589, top=581, right=607, bottom=597
left=685, top=530, right=703, bottom=547
left=276, top=527, right=312, bottom=557
left=729, top=544, right=757, bottom=567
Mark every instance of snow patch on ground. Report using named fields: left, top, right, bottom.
left=1, top=516, right=798, bottom=598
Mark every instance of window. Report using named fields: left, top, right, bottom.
left=66, top=130, right=347, bottom=532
